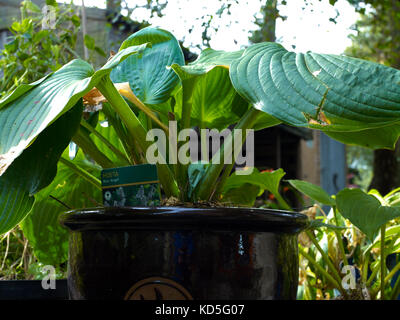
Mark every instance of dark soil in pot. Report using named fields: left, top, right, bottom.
left=60, top=206, right=308, bottom=300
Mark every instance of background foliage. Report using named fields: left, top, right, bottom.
left=0, top=0, right=102, bottom=279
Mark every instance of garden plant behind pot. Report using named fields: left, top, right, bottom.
left=2, top=26, right=400, bottom=299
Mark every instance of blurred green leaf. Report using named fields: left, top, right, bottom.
left=4, top=39, right=19, bottom=54
left=84, top=34, right=96, bottom=50
left=288, top=179, right=335, bottom=206
left=94, top=46, right=107, bottom=58
left=336, top=188, right=400, bottom=240
left=23, top=1, right=41, bottom=13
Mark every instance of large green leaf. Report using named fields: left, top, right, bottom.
left=224, top=167, right=285, bottom=194
left=222, top=183, right=261, bottom=206
left=222, top=167, right=288, bottom=208
left=324, top=124, right=400, bottom=149
left=0, top=43, right=148, bottom=176
left=171, top=48, right=251, bottom=130
left=0, top=73, right=53, bottom=111
left=20, top=149, right=101, bottom=265
left=336, top=188, right=400, bottom=240
left=110, top=27, right=185, bottom=105
left=173, top=48, right=244, bottom=75
left=0, top=102, right=82, bottom=235
left=230, top=42, right=400, bottom=148
left=0, top=59, right=92, bottom=176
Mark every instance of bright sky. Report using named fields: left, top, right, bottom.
left=276, top=0, right=359, bottom=54
left=62, top=0, right=360, bottom=54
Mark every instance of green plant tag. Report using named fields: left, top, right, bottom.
left=101, top=164, right=161, bottom=207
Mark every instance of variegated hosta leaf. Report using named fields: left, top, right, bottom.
left=0, top=44, right=148, bottom=176
left=171, top=48, right=279, bottom=130
left=0, top=102, right=82, bottom=235
left=0, top=59, right=92, bottom=176
left=230, top=42, right=400, bottom=149
left=0, top=73, right=53, bottom=111
left=110, top=27, right=185, bottom=105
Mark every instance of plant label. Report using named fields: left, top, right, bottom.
left=101, top=164, right=161, bottom=207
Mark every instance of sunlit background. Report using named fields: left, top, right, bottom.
left=59, top=0, right=360, bottom=54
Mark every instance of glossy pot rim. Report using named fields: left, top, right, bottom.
left=60, top=206, right=309, bottom=234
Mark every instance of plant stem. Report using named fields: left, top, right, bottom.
left=175, top=80, right=194, bottom=200
left=81, top=0, right=89, bottom=60
left=96, top=77, right=179, bottom=197
left=196, top=108, right=261, bottom=201
left=362, top=253, right=370, bottom=285
left=49, top=195, right=73, bottom=209
left=118, top=86, right=170, bottom=135
left=381, top=224, right=386, bottom=300
left=366, top=261, right=380, bottom=288
left=59, top=157, right=102, bottom=190
left=72, top=129, right=114, bottom=168
left=212, top=120, right=289, bottom=204
left=96, top=78, right=147, bottom=143
left=305, top=230, right=344, bottom=287
left=333, top=206, right=349, bottom=266
left=274, top=192, right=292, bottom=211
left=298, top=245, right=346, bottom=297
left=0, top=232, right=10, bottom=271
left=180, top=79, right=195, bottom=130
left=102, top=102, right=142, bottom=165
left=80, top=119, right=131, bottom=165
left=384, top=260, right=400, bottom=284
left=211, top=162, right=234, bottom=202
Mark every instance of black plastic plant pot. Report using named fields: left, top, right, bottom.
left=59, top=206, right=309, bottom=300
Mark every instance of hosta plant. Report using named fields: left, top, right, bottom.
left=2, top=25, right=400, bottom=253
